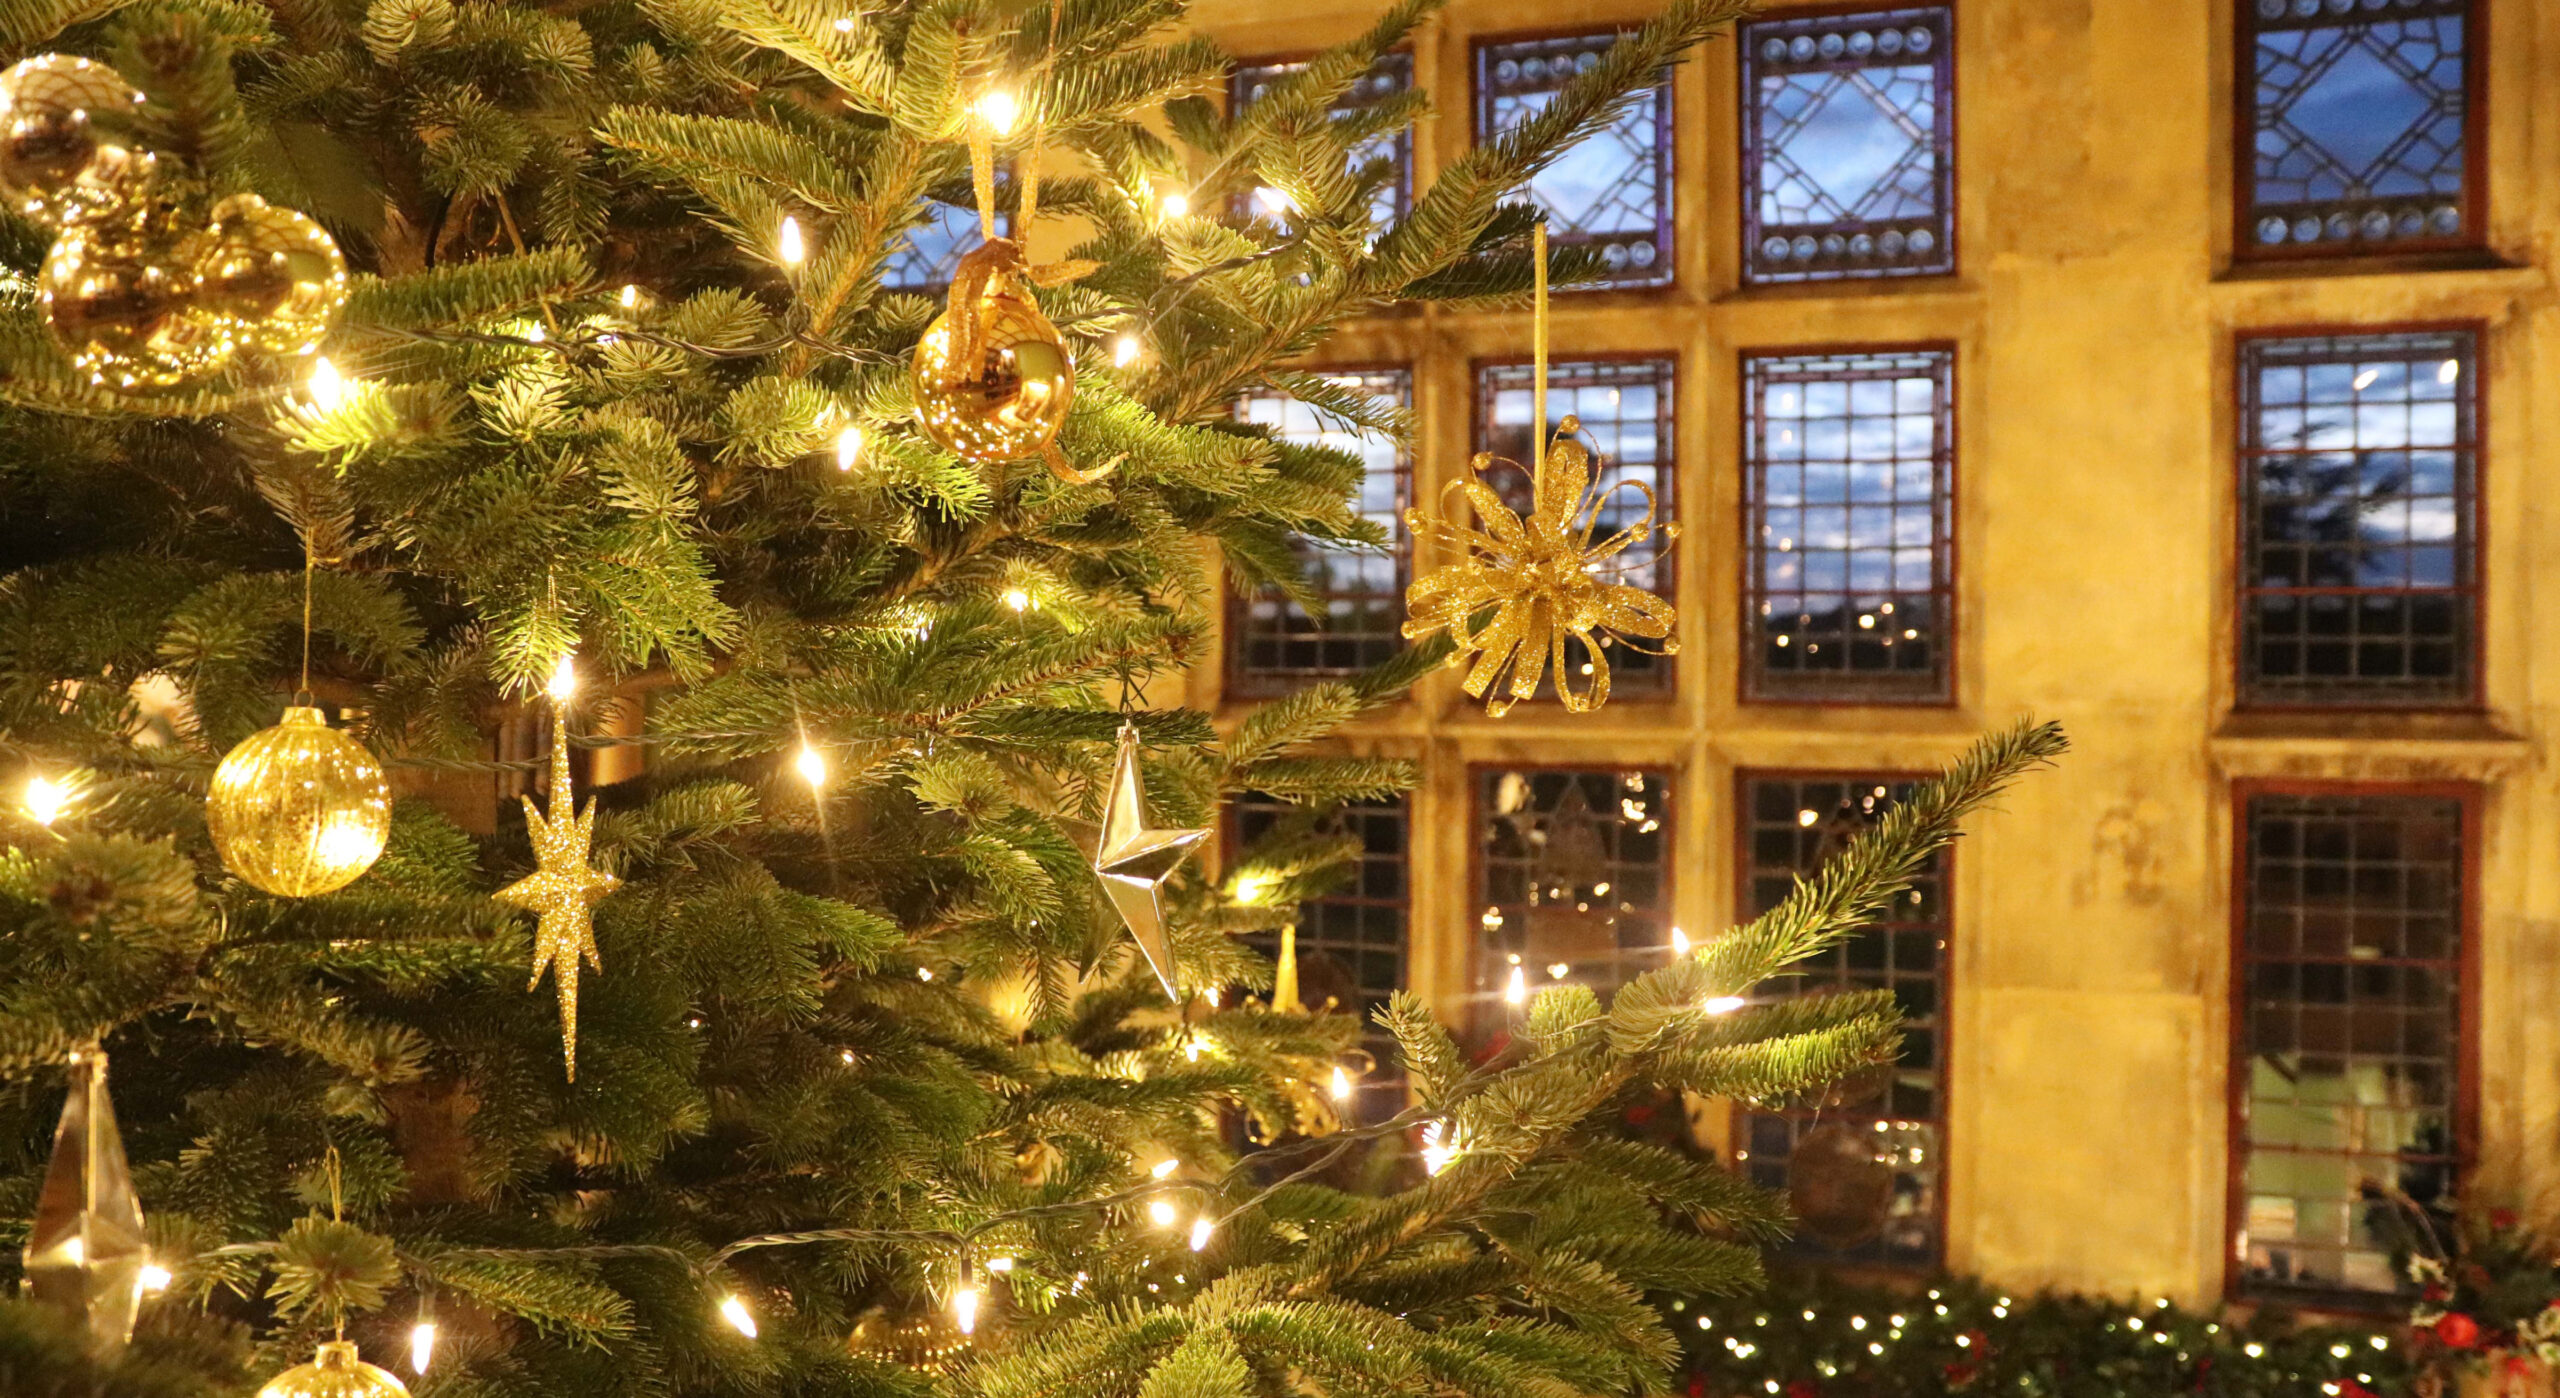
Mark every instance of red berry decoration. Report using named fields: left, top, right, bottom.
left=2436, top=1312, right=2483, bottom=1349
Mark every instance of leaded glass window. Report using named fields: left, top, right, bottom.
left=1476, top=358, right=1677, bottom=699
left=2242, top=0, right=2474, bottom=257
left=1475, top=34, right=1673, bottom=286
left=1231, top=794, right=1410, bottom=1123
left=1229, top=370, right=1413, bottom=691
left=1740, top=7, right=1954, bottom=285
left=2238, top=330, right=2477, bottom=707
left=2238, top=789, right=2467, bottom=1300
left=883, top=201, right=982, bottom=293
left=1472, top=768, right=1672, bottom=1023
left=1738, top=774, right=1946, bottom=1268
left=1231, top=54, right=1414, bottom=229
left=1743, top=348, right=1954, bottom=703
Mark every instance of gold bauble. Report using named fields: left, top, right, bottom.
left=207, top=706, right=391, bottom=898
left=256, top=1341, right=412, bottom=1398
left=911, top=238, right=1074, bottom=462
left=39, top=209, right=228, bottom=391
left=191, top=192, right=348, bottom=355
left=0, top=55, right=157, bottom=228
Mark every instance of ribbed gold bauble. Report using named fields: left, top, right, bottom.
left=256, top=1341, right=412, bottom=1398
left=911, top=238, right=1074, bottom=462
left=0, top=55, right=157, bottom=228
left=192, top=192, right=347, bottom=355
left=207, top=706, right=391, bottom=897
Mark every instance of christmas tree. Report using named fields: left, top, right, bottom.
left=0, top=0, right=2067, bottom=1393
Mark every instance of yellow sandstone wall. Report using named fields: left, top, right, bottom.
left=1182, top=0, right=2560, bottom=1304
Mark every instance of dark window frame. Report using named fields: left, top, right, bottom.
left=2232, top=322, right=2484, bottom=711
left=1739, top=341, right=1960, bottom=708
left=2225, top=779, right=2480, bottom=1308
left=1469, top=352, right=1683, bottom=704
left=1737, top=2, right=1959, bottom=286
left=1733, top=767, right=1952, bottom=1271
left=2231, top=0, right=2484, bottom=265
left=1224, top=366, right=1418, bottom=696
left=1471, top=27, right=1678, bottom=289
left=1464, top=762, right=1678, bottom=1041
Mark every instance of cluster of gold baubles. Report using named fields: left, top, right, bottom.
left=0, top=55, right=347, bottom=391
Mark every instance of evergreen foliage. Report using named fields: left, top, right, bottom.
left=0, top=0, right=2067, bottom=1392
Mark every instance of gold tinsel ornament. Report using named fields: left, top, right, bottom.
left=496, top=658, right=619, bottom=1080
left=255, top=1341, right=413, bottom=1398
left=207, top=705, right=392, bottom=898
left=1401, top=220, right=1677, bottom=714
left=22, top=1047, right=148, bottom=1351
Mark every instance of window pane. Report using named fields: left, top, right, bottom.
left=1476, top=358, right=1678, bottom=699
left=1737, top=775, right=1945, bottom=1268
left=1744, top=348, right=1953, bottom=702
left=1232, top=793, right=1411, bottom=1124
left=2238, top=792, right=2465, bottom=1302
left=2238, top=330, right=2476, bottom=706
left=1472, top=768, right=1672, bottom=1018
left=1231, top=54, right=1415, bottom=229
left=1476, top=34, right=1673, bottom=286
left=2243, top=0, right=2471, bottom=256
left=1741, top=7, right=1955, bottom=284
left=1229, top=370, right=1413, bottom=691
left=883, top=200, right=982, bottom=294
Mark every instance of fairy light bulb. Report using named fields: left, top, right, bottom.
left=1151, top=1157, right=1180, bottom=1180
left=1704, top=995, right=1747, bottom=1015
left=777, top=216, right=805, bottom=267
left=23, top=775, right=66, bottom=826
left=1421, top=1122, right=1455, bottom=1176
left=794, top=743, right=827, bottom=789
left=1503, top=964, right=1527, bottom=1006
left=1253, top=186, right=1294, bottom=215
left=1330, top=1065, right=1352, bottom=1101
left=719, top=1294, right=758, bottom=1338
left=1159, top=191, right=1190, bottom=219
left=137, top=1262, right=171, bottom=1294
left=547, top=653, right=578, bottom=702
left=952, top=1263, right=981, bottom=1335
left=409, top=1321, right=437, bottom=1375
left=1188, top=1216, right=1215, bottom=1252
left=307, top=356, right=347, bottom=412
left=975, top=90, right=1019, bottom=136
left=1002, top=587, right=1031, bottom=612
left=1148, top=1199, right=1179, bottom=1228
left=1671, top=926, right=1690, bottom=956
left=619, top=283, right=638, bottom=309
left=833, top=424, right=863, bottom=471
left=1114, top=333, right=1142, bottom=368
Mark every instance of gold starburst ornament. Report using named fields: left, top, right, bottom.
left=498, top=659, right=619, bottom=1080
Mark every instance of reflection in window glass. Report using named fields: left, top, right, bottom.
left=1229, top=370, right=1412, bottom=690
left=1740, top=6, right=1955, bottom=284
left=1744, top=348, right=1953, bottom=703
left=1476, top=358, right=1678, bottom=698
left=2239, top=791, right=2465, bottom=1300
left=2243, top=0, right=2472, bottom=255
left=884, top=201, right=984, bottom=293
left=1231, top=54, right=1414, bottom=229
left=1739, top=775, right=1946, bottom=1269
left=1472, top=768, right=1672, bottom=1022
left=1475, top=34, right=1673, bottom=286
left=2239, top=330, right=2477, bottom=706
left=1231, top=794, right=1410, bottom=1124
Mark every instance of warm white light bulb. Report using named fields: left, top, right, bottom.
left=1148, top=1199, right=1179, bottom=1228
left=1253, top=186, right=1293, bottom=215
left=975, top=90, right=1019, bottom=136
left=23, top=775, right=65, bottom=827
left=619, top=283, right=638, bottom=309
left=794, top=743, right=827, bottom=789
left=1421, top=1121, right=1455, bottom=1176
left=1002, top=587, right=1031, bottom=612
left=137, top=1263, right=171, bottom=1294
left=778, top=215, right=805, bottom=267
left=547, top=653, right=578, bottom=701
left=1151, top=1157, right=1181, bottom=1180
left=1113, top=333, right=1142, bottom=368
left=953, top=1281, right=981, bottom=1334
left=307, top=356, right=347, bottom=412
left=1704, top=995, right=1747, bottom=1016
left=1330, top=1065, right=1352, bottom=1101
left=986, top=1256, right=1014, bottom=1273
left=1671, top=926, right=1691, bottom=956
left=1188, top=1216, right=1215, bottom=1252
left=833, top=424, right=863, bottom=471
left=1503, top=964, right=1527, bottom=1006
left=719, top=1294, right=758, bottom=1338
left=1159, top=191, right=1190, bottom=219
left=409, top=1321, right=436, bottom=1375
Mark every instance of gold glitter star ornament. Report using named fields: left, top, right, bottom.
left=1091, top=724, right=1209, bottom=999
left=1402, top=416, right=1678, bottom=716
left=498, top=661, right=618, bottom=1080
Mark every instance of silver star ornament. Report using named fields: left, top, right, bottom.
left=1092, top=724, right=1209, bottom=999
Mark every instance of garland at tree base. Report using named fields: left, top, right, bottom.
left=1673, top=1271, right=2420, bottom=1397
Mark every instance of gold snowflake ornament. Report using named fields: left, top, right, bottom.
left=497, top=697, right=618, bottom=1081
left=1402, top=415, right=1678, bottom=715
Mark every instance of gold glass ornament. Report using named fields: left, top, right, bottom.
left=257, top=1341, right=413, bottom=1398
left=191, top=192, right=347, bottom=355
left=39, top=209, right=229, bottom=391
left=207, top=706, right=392, bottom=897
left=24, top=1048, right=148, bottom=1351
left=1090, top=723, right=1208, bottom=1000
left=497, top=687, right=618, bottom=1080
left=0, top=55, right=156, bottom=228
left=912, top=238, right=1081, bottom=470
